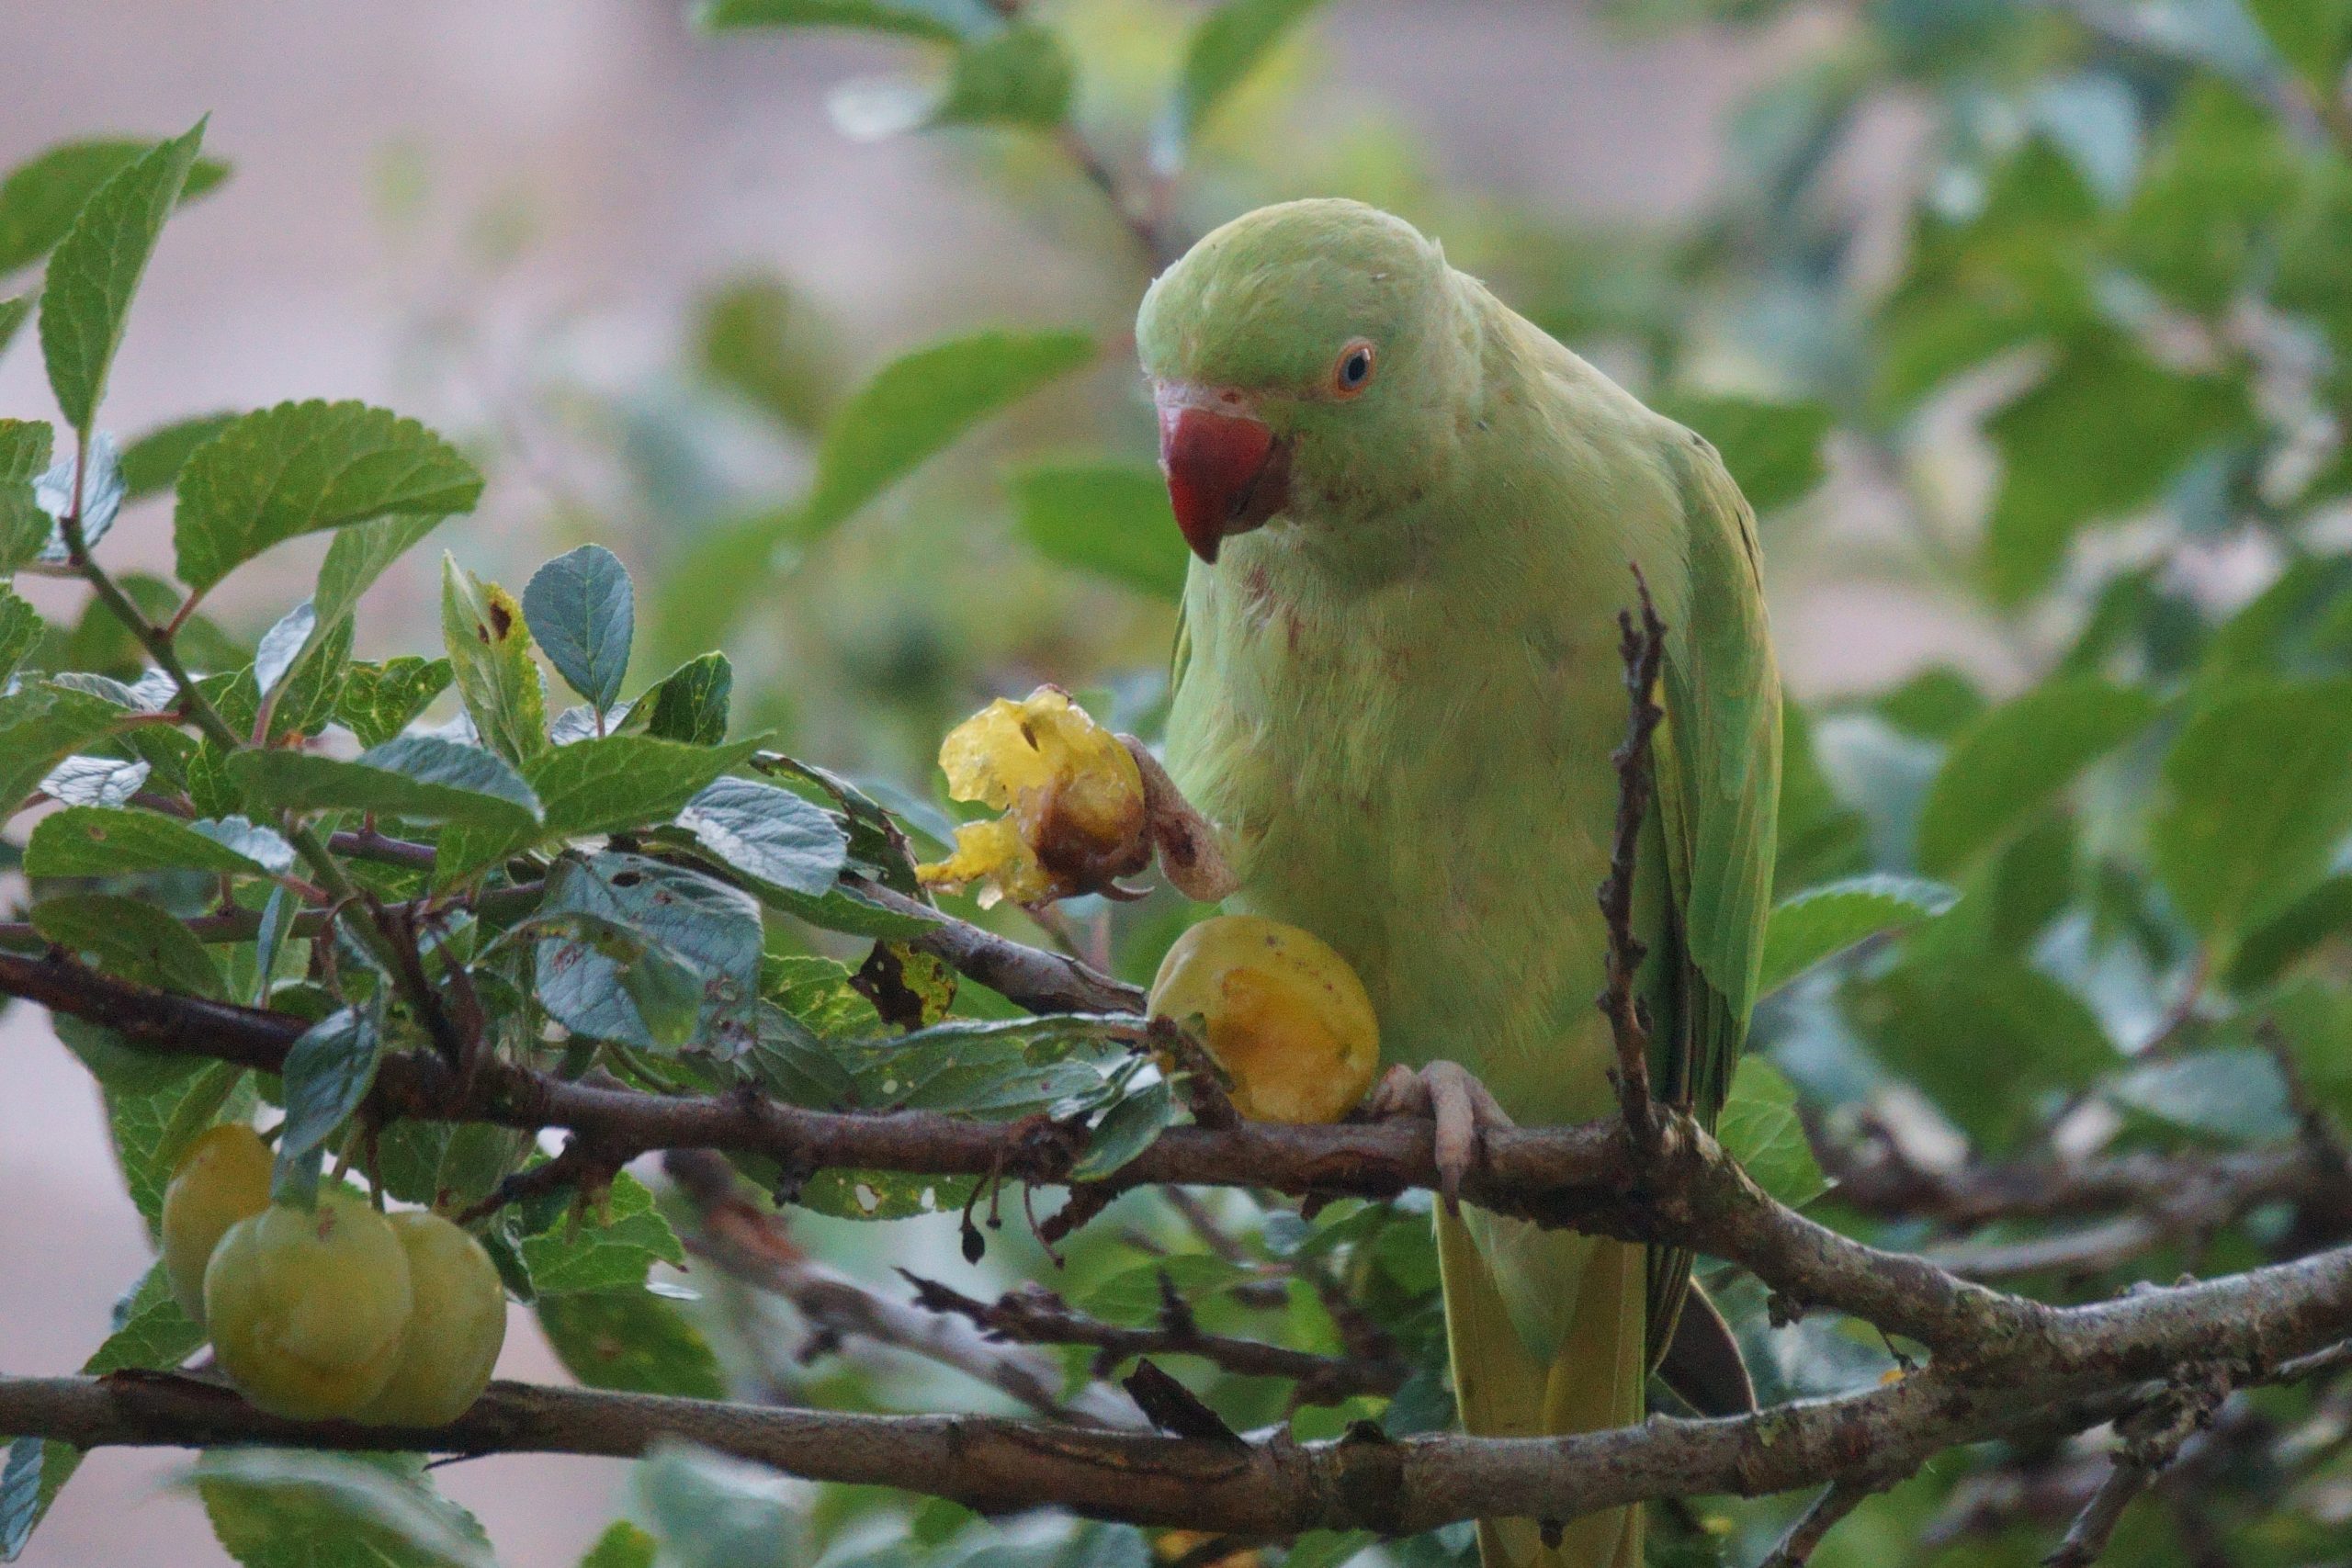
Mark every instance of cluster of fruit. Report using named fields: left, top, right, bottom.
left=161, top=1125, right=507, bottom=1424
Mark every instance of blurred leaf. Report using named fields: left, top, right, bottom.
left=1012, top=461, right=1188, bottom=600
left=118, top=411, right=233, bottom=502
left=635, top=652, right=733, bottom=746
left=33, top=894, right=223, bottom=999
left=579, top=1521, right=659, bottom=1568
left=1873, top=665, right=1985, bottom=741
left=1156, top=0, right=1329, bottom=173
left=1072, top=1077, right=1176, bottom=1179
left=2151, top=678, right=2352, bottom=944
left=695, top=0, right=997, bottom=43
left=525, top=544, right=635, bottom=712
left=191, top=1450, right=494, bottom=1568
left=0, top=295, right=24, bottom=361
left=832, top=25, right=1073, bottom=140
left=536, top=852, right=763, bottom=1056
left=1774, top=702, right=1868, bottom=889
left=2116, top=81, right=2299, bottom=313
left=2250, top=0, right=2352, bottom=96
left=1912, top=676, right=2160, bottom=875
left=39, top=120, right=209, bottom=434
left=1758, top=874, right=1957, bottom=997
left=537, top=1287, right=727, bottom=1398
left=24, top=807, right=293, bottom=878
left=440, top=555, right=548, bottom=769
left=335, top=657, right=454, bottom=750
left=1715, top=1058, right=1826, bottom=1206
left=2109, top=1049, right=2293, bottom=1143
left=675, top=775, right=850, bottom=897
left=0, top=136, right=227, bottom=276
left=743, top=1003, right=857, bottom=1107
left=2227, top=874, right=2352, bottom=991
left=520, top=1170, right=685, bottom=1294
left=1652, top=393, right=1831, bottom=513
left=175, top=401, right=481, bottom=593
left=0, top=422, right=51, bottom=572
left=1853, top=958, right=2115, bottom=1146
left=630, top=1443, right=801, bottom=1568
left=232, top=735, right=541, bottom=831
left=695, top=275, right=842, bottom=435
left=1984, top=334, right=2249, bottom=604
left=2270, top=979, right=2352, bottom=1125
left=315, top=514, right=447, bottom=629
left=271, top=1007, right=382, bottom=1206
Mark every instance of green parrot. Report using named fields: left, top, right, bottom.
left=1137, top=199, right=1781, bottom=1568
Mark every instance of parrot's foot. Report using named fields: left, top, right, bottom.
left=1363, top=1061, right=1515, bottom=1212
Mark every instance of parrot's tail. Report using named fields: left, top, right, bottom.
left=1436, top=1205, right=1647, bottom=1568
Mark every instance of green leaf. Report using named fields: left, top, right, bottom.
left=1853, top=957, right=2116, bottom=1147
left=1011, top=461, right=1187, bottom=600
left=519, top=1170, right=686, bottom=1294
left=1155, top=0, right=1329, bottom=172
left=107, top=1058, right=251, bottom=1228
left=1983, top=333, right=2249, bottom=604
left=39, top=119, right=208, bottom=434
left=695, top=275, right=843, bottom=436
left=831, top=24, right=1073, bottom=139
left=743, top=1003, right=856, bottom=1107
left=434, top=734, right=761, bottom=885
left=537, top=1287, right=727, bottom=1398
left=635, top=652, right=733, bottom=745
left=0, top=683, right=127, bottom=815
left=1715, top=1058, right=1826, bottom=1207
left=1912, top=677, right=2161, bottom=875
left=1652, top=393, right=1832, bottom=513
left=0, top=295, right=25, bottom=361
left=335, top=656, right=454, bottom=750
left=0, top=584, right=42, bottom=686
left=1072, top=1077, right=1176, bottom=1179
left=231, top=736, right=541, bottom=831
left=1757, top=874, right=1958, bottom=997
left=2270, top=979, right=2352, bottom=1127
left=2226, top=874, right=2352, bottom=991
left=2251, top=0, right=2352, bottom=97
left=24, top=806, right=293, bottom=878
left=654, top=329, right=1093, bottom=657
left=119, top=410, right=234, bottom=501
left=34, top=894, right=223, bottom=998
left=525, top=544, right=635, bottom=711
left=675, top=775, right=849, bottom=897
left=1875, top=664, right=1987, bottom=741
left=440, top=554, right=548, bottom=769
left=579, top=1521, right=660, bottom=1568
left=1, top=1266, right=206, bottom=1560
left=316, top=513, right=447, bottom=629
left=0, top=421, right=51, bottom=572
left=272, top=1007, right=382, bottom=1206
left=2109, top=1049, right=2293, bottom=1144
left=630, top=1443, right=801, bottom=1568
left=173, top=401, right=481, bottom=592
left=0, top=136, right=226, bottom=276
left=2153, top=679, right=2352, bottom=944
left=535, top=853, right=763, bottom=1055
left=191, top=1450, right=495, bottom=1568
left=695, top=0, right=997, bottom=42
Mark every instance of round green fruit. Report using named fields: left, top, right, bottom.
left=205, top=1189, right=414, bottom=1419
left=1148, top=914, right=1382, bottom=1124
left=160, top=1123, right=273, bottom=1327
left=354, top=1212, right=508, bottom=1427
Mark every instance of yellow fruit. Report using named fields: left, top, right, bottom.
left=354, top=1212, right=508, bottom=1427
left=1148, top=915, right=1381, bottom=1124
left=918, top=686, right=1149, bottom=906
left=160, top=1123, right=274, bottom=1327
left=205, top=1189, right=414, bottom=1419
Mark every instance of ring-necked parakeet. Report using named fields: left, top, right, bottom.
left=1138, top=199, right=1781, bottom=1568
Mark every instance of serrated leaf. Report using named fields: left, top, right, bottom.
left=1757, top=874, right=1958, bottom=997
left=519, top=1170, right=685, bottom=1294
left=433, top=734, right=762, bottom=886
left=537, top=1287, right=727, bottom=1398
left=1011, top=461, right=1187, bottom=601
left=1715, top=1058, right=1826, bottom=1207
left=1913, top=677, right=2162, bottom=876
left=25, top=806, right=292, bottom=878
left=38, top=753, right=148, bottom=807
left=118, top=409, right=233, bottom=501
left=232, top=735, right=540, bottom=831
left=190, top=1450, right=495, bottom=1568
left=534, top=853, right=763, bottom=1055
left=0, top=684, right=129, bottom=814
left=335, top=656, right=454, bottom=749
left=2152, top=678, right=2352, bottom=945
left=1154, top=0, right=1327, bottom=171
left=1652, top=393, right=1832, bottom=513
left=525, top=544, right=634, bottom=711
left=695, top=0, right=998, bottom=42
left=0, top=136, right=227, bottom=276
left=174, top=401, right=481, bottom=592
left=440, top=554, right=548, bottom=769
left=272, top=1007, right=382, bottom=1206
left=33, top=894, right=223, bottom=998
left=106, top=1058, right=249, bottom=1232
left=40, top=120, right=208, bottom=434
left=0, top=585, right=47, bottom=686
left=675, top=775, right=848, bottom=897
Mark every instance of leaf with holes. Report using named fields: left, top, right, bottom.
left=535, top=853, right=763, bottom=1055
left=440, top=555, right=548, bottom=769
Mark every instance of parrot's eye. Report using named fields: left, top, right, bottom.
left=1331, top=339, right=1375, bottom=398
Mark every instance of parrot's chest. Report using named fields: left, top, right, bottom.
left=1166, top=546, right=1640, bottom=1122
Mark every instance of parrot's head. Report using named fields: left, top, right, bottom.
left=1136, top=198, right=1470, bottom=565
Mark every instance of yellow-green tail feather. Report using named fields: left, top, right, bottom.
left=1437, top=1206, right=1647, bottom=1568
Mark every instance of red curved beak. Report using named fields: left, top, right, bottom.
left=1156, top=389, right=1289, bottom=564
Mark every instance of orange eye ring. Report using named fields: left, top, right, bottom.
left=1331, top=338, right=1375, bottom=398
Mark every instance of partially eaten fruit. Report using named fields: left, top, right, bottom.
left=205, top=1189, right=414, bottom=1420
left=1148, top=914, right=1382, bottom=1124
left=161, top=1123, right=274, bottom=1327
left=354, top=1211, right=508, bottom=1427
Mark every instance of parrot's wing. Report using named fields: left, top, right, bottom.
left=1645, top=428, right=1782, bottom=1348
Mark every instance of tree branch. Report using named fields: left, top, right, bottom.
left=1598, top=566, right=1667, bottom=1150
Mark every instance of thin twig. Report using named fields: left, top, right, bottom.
left=1598, top=565, right=1668, bottom=1152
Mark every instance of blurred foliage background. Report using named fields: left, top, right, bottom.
left=6, top=0, right=2352, bottom=1564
